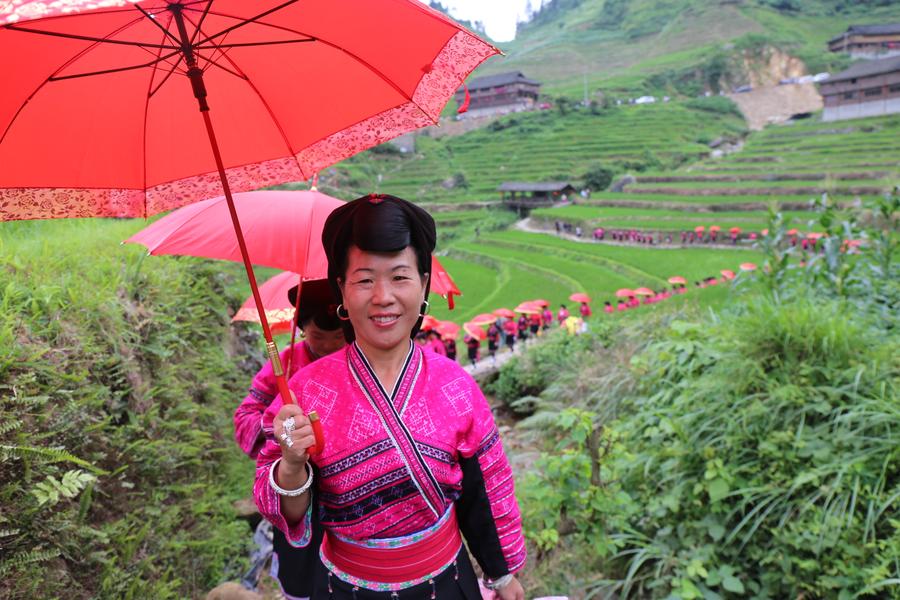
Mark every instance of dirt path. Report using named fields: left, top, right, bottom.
left=514, top=217, right=752, bottom=251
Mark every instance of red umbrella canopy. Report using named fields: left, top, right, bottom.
left=435, top=320, right=460, bottom=339
left=709, top=225, right=721, bottom=232
left=470, top=313, right=496, bottom=326
left=569, top=292, right=591, bottom=303
left=720, top=269, right=736, bottom=280
left=694, top=225, right=705, bottom=233
left=0, top=0, right=499, bottom=220
left=493, top=308, right=516, bottom=319
left=232, top=270, right=303, bottom=326
left=729, top=226, right=742, bottom=234
left=2, top=1, right=145, bottom=24
left=615, top=288, right=634, bottom=298
left=668, top=276, right=686, bottom=284
left=531, top=298, right=550, bottom=308
left=431, top=256, right=462, bottom=309
left=514, top=301, right=540, bottom=315
left=633, top=287, right=654, bottom=296
left=420, top=315, right=440, bottom=331
left=126, top=190, right=343, bottom=274
left=463, top=322, right=487, bottom=341
left=740, top=262, right=758, bottom=271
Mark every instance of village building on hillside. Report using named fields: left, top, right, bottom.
left=498, top=182, right=576, bottom=214
left=454, top=71, right=542, bottom=119
left=819, top=55, right=900, bottom=122
left=828, top=24, right=900, bottom=59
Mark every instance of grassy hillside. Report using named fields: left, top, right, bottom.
left=320, top=99, right=747, bottom=203
left=473, top=0, right=900, bottom=97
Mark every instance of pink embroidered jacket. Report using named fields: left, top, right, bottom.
left=254, top=342, right=527, bottom=579
left=233, top=341, right=314, bottom=459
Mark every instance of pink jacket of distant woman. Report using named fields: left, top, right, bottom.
left=233, top=341, right=316, bottom=459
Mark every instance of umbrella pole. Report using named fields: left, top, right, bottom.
left=171, top=6, right=321, bottom=453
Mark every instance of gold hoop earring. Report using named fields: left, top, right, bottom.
left=336, top=304, right=351, bottom=321
left=419, top=300, right=430, bottom=317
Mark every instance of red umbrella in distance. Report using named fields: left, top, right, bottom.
left=1, top=1, right=497, bottom=426
left=720, top=269, right=736, bottom=280
left=740, top=262, right=758, bottom=271
left=729, top=227, right=742, bottom=234
left=633, top=287, right=654, bottom=296
left=435, top=320, right=460, bottom=339
left=668, top=276, right=686, bottom=285
left=615, top=288, right=634, bottom=298
left=420, top=315, right=440, bottom=332
left=531, top=298, right=550, bottom=308
left=431, top=256, right=462, bottom=309
left=709, top=225, right=721, bottom=233
left=470, top=313, right=496, bottom=326
left=463, top=322, right=487, bottom=341
left=787, top=228, right=799, bottom=235
left=762, top=229, right=769, bottom=236
left=232, top=270, right=305, bottom=327
left=694, top=225, right=705, bottom=233
left=493, top=308, right=516, bottom=319
left=807, top=232, right=825, bottom=240
left=569, top=292, right=591, bottom=303
left=514, top=301, right=541, bottom=315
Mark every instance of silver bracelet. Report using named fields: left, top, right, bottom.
left=483, top=574, right=513, bottom=590
left=268, top=458, right=313, bottom=497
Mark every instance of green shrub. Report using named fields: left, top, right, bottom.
left=685, top=96, right=743, bottom=118
left=582, top=164, right=615, bottom=192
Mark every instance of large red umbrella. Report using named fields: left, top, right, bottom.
left=1, top=1, right=496, bottom=444
left=1, top=1, right=144, bottom=24
left=615, top=288, right=634, bottom=298
left=668, top=276, right=686, bottom=285
left=492, top=308, right=516, bottom=319
left=126, top=189, right=343, bottom=275
left=513, top=301, right=540, bottom=315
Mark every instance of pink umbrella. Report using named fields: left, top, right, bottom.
left=435, top=320, right=461, bottom=339
left=569, top=292, right=591, bottom=303
left=514, top=301, right=541, bottom=315
left=493, top=308, right=516, bottom=319
left=694, top=225, right=705, bottom=233
left=470, top=313, right=497, bottom=326
left=463, top=322, right=487, bottom=340
left=720, top=269, right=736, bottom=280
left=633, top=287, right=654, bottom=296
left=668, top=276, right=686, bottom=284
left=615, top=288, right=634, bottom=298
left=709, top=225, right=721, bottom=233
left=740, top=262, right=758, bottom=271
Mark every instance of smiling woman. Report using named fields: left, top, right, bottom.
left=253, top=194, right=527, bottom=600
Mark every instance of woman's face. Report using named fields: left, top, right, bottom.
left=338, top=245, right=428, bottom=354
left=303, top=321, right=347, bottom=358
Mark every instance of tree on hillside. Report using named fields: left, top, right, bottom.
left=582, top=164, right=614, bottom=191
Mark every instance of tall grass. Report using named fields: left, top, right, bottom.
left=0, top=219, right=258, bottom=598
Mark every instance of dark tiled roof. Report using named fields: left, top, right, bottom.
left=824, top=55, right=900, bottom=84
left=461, top=71, right=541, bottom=92
left=498, top=182, right=575, bottom=193
left=829, top=23, right=900, bottom=44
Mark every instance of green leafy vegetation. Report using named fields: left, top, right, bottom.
left=509, top=197, right=900, bottom=598
left=0, top=219, right=258, bottom=599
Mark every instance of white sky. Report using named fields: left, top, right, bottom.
left=430, top=0, right=533, bottom=42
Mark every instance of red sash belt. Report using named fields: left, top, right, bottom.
left=321, top=507, right=462, bottom=586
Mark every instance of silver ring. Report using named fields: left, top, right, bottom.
left=284, top=416, right=296, bottom=433
left=280, top=431, right=291, bottom=442
left=284, top=437, right=294, bottom=448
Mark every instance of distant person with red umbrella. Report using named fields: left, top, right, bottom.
left=255, top=195, right=526, bottom=600
left=487, top=322, right=502, bottom=363
left=465, top=333, right=481, bottom=367
left=580, top=301, right=592, bottom=319
left=233, top=279, right=345, bottom=599
left=517, top=314, right=529, bottom=344
left=604, top=301, right=614, bottom=314
left=529, top=312, right=542, bottom=337
left=503, top=318, right=518, bottom=353
left=542, top=306, right=553, bottom=330
left=557, top=304, right=570, bottom=325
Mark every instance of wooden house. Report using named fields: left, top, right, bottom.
left=819, top=55, right=900, bottom=121
left=828, top=24, right=900, bottom=58
left=455, top=71, right=541, bottom=119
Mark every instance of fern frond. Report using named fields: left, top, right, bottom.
left=0, top=548, right=60, bottom=577
left=0, top=445, right=107, bottom=475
